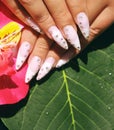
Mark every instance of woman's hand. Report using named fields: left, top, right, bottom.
left=2, top=0, right=89, bottom=51
left=6, top=0, right=114, bottom=82
left=36, top=0, right=114, bottom=80
left=16, top=27, right=65, bottom=83
left=16, top=27, right=52, bottom=83
left=52, top=0, right=114, bottom=68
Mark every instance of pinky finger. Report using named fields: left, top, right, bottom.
left=2, top=0, right=41, bottom=33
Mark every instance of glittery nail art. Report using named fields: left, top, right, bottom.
left=48, top=26, right=68, bottom=49
left=16, top=41, right=31, bottom=70
left=25, top=56, right=41, bottom=83
left=63, top=25, right=81, bottom=50
left=36, top=57, right=55, bottom=80
left=76, top=12, right=89, bottom=39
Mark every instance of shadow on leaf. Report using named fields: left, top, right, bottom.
left=69, top=24, right=114, bottom=72
left=0, top=93, right=29, bottom=118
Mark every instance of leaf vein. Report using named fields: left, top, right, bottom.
left=33, top=81, right=65, bottom=130
left=71, top=93, right=111, bottom=126
left=72, top=105, right=101, bottom=130
left=63, top=70, right=76, bottom=130
left=67, top=76, right=108, bottom=108
left=47, top=100, right=68, bottom=130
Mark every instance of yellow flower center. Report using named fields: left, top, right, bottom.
left=0, top=22, right=22, bottom=50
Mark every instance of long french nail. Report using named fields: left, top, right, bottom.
left=25, top=56, right=41, bottom=83
left=56, top=49, right=75, bottom=68
left=26, top=17, right=42, bottom=33
left=63, top=25, right=81, bottom=50
left=76, top=12, right=89, bottom=39
left=56, top=59, right=69, bottom=68
left=48, top=26, right=68, bottom=49
left=36, top=57, right=55, bottom=80
left=16, top=41, right=31, bottom=70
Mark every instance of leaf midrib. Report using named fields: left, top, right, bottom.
left=63, top=70, right=76, bottom=130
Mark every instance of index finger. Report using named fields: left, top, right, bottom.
left=1, top=0, right=41, bottom=33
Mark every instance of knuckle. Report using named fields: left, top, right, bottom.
left=37, top=42, right=49, bottom=52
left=34, top=13, right=51, bottom=24
left=13, top=8, right=22, bottom=16
left=19, top=0, right=33, bottom=5
left=55, top=11, right=67, bottom=18
left=89, top=27, right=101, bottom=41
left=37, top=36, right=52, bottom=49
left=55, top=11, right=73, bottom=23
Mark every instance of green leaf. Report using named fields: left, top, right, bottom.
left=1, top=26, right=114, bottom=130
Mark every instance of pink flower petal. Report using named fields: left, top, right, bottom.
left=0, top=2, right=29, bottom=105
left=0, top=63, right=29, bottom=105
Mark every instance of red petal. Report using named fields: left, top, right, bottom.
left=0, top=2, right=24, bottom=28
left=0, top=64, right=29, bottom=105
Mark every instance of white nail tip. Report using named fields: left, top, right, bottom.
left=25, top=56, right=41, bottom=83
left=48, top=26, right=68, bottom=49
left=56, top=59, right=68, bottom=68
left=16, top=41, right=31, bottom=70
left=76, top=12, right=89, bottom=39
left=63, top=25, right=81, bottom=50
left=36, top=57, right=55, bottom=80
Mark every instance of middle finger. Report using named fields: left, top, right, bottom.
left=19, top=0, right=68, bottom=50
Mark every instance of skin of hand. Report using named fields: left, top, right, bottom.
left=55, top=0, right=114, bottom=68
left=17, top=0, right=114, bottom=83
left=16, top=27, right=54, bottom=83
left=3, top=0, right=114, bottom=82
left=1, top=0, right=89, bottom=50
left=36, top=0, right=114, bottom=80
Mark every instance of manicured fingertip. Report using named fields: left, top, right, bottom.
left=25, top=56, right=41, bottom=83
left=63, top=25, right=81, bottom=50
left=36, top=57, right=55, bottom=80
left=16, top=41, right=31, bottom=70
left=76, top=12, right=90, bottom=39
left=48, top=26, right=68, bottom=50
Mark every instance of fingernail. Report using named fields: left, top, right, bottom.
left=56, top=59, right=69, bottom=68
left=25, top=56, right=41, bottom=83
left=48, top=26, right=68, bottom=49
left=16, top=41, right=31, bottom=70
left=63, top=25, right=81, bottom=50
left=26, top=17, right=42, bottom=33
left=36, top=57, right=55, bottom=80
left=76, top=12, right=89, bottom=39
left=56, top=49, right=75, bottom=68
